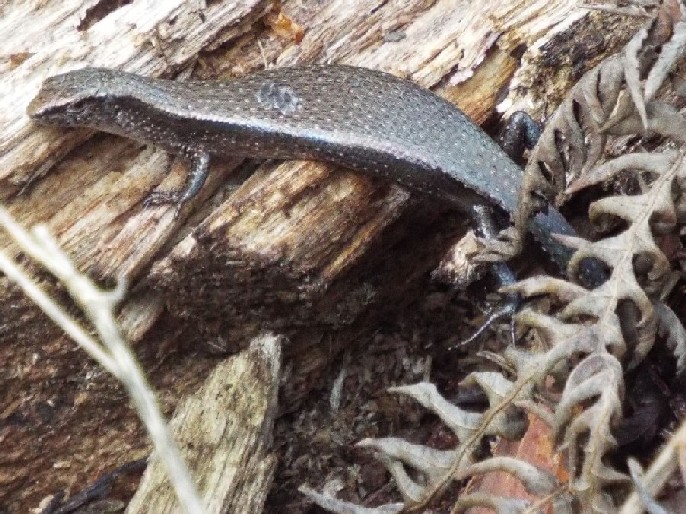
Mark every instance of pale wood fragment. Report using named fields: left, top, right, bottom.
left=126, top=333, right=282, bottom=514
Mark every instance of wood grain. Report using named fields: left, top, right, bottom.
left=126, top=333, right=281, bottom=514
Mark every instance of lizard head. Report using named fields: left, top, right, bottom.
left=27, top=68, right=126, bottom=127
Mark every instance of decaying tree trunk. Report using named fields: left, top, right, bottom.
left=0, top=0, right=643, bottom=511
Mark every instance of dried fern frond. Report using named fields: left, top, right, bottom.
left=301, top=2, right=686, bottom=512
left=499, top=146, right=686, bottom=508
left=654, top=301, right=686, bottom=371
left=619, top=410, right=686, bottom=513
left=506, top=0, right=686, bottom=256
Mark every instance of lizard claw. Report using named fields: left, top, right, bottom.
left=448, top=292, right=520, bottom=350
left=475, top=226, right=522, bottom=263
left=142, top=190, right=180, bottom=207
left=142, top=190, right=185, bottom=217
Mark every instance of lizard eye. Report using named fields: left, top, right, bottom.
left=65, top=100, right=87, bottom=117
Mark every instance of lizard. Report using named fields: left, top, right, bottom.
left=26, top=65, right=604, bottom=287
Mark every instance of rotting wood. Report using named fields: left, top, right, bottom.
left=126, top=333, right=282, bottom=514
left=0, top=0, right=645, bottom=512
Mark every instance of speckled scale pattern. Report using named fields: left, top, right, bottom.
left=29, top=65, right=522, bottom=214
left=159, top=66, right=522, bottom=213
left=28, top=65, right=590, bottom=272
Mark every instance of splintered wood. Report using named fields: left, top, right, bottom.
left=127, top=334, right=282, bottom=514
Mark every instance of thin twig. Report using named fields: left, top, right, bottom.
left=0, top=206, right=204, bottom=514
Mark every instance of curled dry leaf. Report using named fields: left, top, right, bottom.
left=508, top=0, right=685, bottom=255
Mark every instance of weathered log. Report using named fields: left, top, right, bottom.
left=0, top=1, right=641, bottom=511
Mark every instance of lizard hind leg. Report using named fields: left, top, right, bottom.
left=448, top=112, right=542, bottom=347
left=479, top=111, right=545, bottom=262
left=449, top=204, right=521, bottom=349
left=498, top=110, right=542, bottom=166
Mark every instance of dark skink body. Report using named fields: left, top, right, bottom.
left=27, top=65, right=577, bottom=270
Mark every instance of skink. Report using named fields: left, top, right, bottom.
left=26, top=65, right=586, bottom=276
